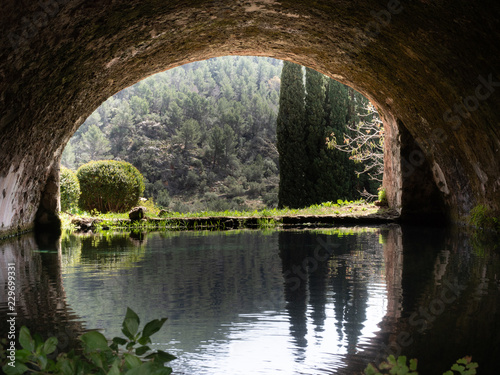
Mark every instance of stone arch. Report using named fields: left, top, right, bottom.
left=1, top=0, right=499, bottom=235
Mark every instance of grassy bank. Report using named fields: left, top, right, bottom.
left=61, top=200, right=398, bottom=231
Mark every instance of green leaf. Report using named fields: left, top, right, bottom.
left=107, top=361, right=121, bottom=375
left=14, top=349, right=31, bottom=362
left=124, top=353, right=143, bottom=369
left=112, top=337, right=127, bottom=346
left=19, top=327, right=34, bottom=352
left=409, top=359, right=418, bottom=371
left=397, top=356, right=407, bottom=366
left=451, top=364, right=465, bottom=372
left=2, top=362, right=29, bottom=375
left=145, top=350, right=177, bottom=364
left=442, top=371, right=453, bottom=375
left=89, top=352, right=105, bottom=368
left=56, top=355, right=77, bottom=375
left=36, top=354, right=48, bottom=370
left=122, top=308, right=140, bottom=339
left=364, top=363, right=380, bottom=375
left=80, top=331, right=109, bottom=352
left=141, top=318, right=168, bottom=342
left=43, top=336, right=58, bottom=355
left=136, top=345, right=151, bottom=356
left=387, top=355, right=397, bottom=365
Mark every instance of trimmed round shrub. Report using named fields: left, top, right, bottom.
left=60, top=166, right=81, bottom=212
left=77, top=160, right=145, bottom=213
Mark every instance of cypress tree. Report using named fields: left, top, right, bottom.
left=276, top=61, right=307, bottom=208
left=304, top=67, right=327, bottom=204
left=323, top=78, right=355, bottom=200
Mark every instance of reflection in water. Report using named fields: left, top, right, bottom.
left=0, top=230, right=83, bottom=356
left=0, top=226, right=499, bottom=374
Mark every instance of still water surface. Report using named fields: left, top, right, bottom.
left=1, top=226, right=499, bottom=374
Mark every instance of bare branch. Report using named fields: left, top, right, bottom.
left=326, top=103, right=383, bottom=182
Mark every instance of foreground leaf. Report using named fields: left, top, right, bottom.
left=80, top=331, right=110, bottom=352
left=19, top=327, right=34, bottom=352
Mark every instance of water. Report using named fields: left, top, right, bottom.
left=1, top=226, right=499, bottom=374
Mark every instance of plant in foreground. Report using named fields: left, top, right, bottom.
left=1, top=308, right=175, bottom=375
left=364, top=355, right=478, bottom=375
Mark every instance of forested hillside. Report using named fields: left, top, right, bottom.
left=62, top=56, right=380, bottom=212
left=63, top=56, right=283, bottom=212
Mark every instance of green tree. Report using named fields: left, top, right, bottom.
left=130, top=95, right=149, bottom=119
left=321, top=78, right=356, bottom=200
left=304, top=67, right=327, bottom=204
left=78, top=124, right=112, bottom=163
left=276, top=61, right=308, bottom=208
left=175, top=118, right=201, bottom=152
left=61, top=140, right=76, bottom=170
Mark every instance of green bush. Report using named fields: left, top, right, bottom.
left=60, top=166, right=81, bottom=212
left=77, top=160, right=145, bottom=213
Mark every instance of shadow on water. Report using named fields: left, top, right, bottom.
left=1, top=225, right=499, bottom=374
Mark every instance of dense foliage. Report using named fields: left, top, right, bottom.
left=60, top=166, right=80, bottom=212
left=277, top=62, right=380, bottom=208
left=62, top=56, right=380, bottom=212
left=276, top=61, right=308, bottom=208
left=77, top=160, right=145, bottom=213
left=1, top=308, right=175, bottom=375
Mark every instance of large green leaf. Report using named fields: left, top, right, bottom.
left=80, top=331, right=110, bottom=352
left=145, top=350, right=177, bottom=364
left=107, top=362, right=121, bottom=375
left=13, top=349, right=31, bottom=362
left=2, top=362, right=29, bottom=375
left=43, top=336, right=58, bottom=355
left=19, top=326, right=34, bottom=352
left=124, top=353, right=143, bottom=369
left=135, top=345, right=151, bottom=356
left=141, top=318, right=168, bottom=342
left=36, top=354, right=48, bottom=370
left=122, top=308, right=140, bottom=339
left=112, top=337, right=127, bottom=346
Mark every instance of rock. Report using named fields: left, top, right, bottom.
left=71, top=217, right=101, bottom=231
left=158, top=209, right=170, bottom=218
left=129, top=206, right=147, bottom=221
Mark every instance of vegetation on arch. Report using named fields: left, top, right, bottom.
left=77, top=160, right=145, bottom=213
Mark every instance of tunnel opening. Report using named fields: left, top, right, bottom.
left=61, top=56, right=392, bottom=215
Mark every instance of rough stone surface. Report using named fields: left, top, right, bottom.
left=1, top=0, right=500, bottom=235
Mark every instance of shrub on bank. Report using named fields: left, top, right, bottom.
left=77, top=160, right=145, bottom=213
left=60, top=166, right=81, bottom=212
